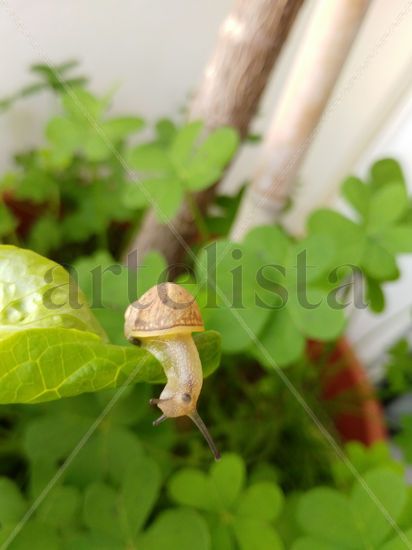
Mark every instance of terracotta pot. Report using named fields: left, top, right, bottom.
left=308, top=338, right=387, bottom=445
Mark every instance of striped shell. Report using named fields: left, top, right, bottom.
left=124, top=282, right=204, bottom=338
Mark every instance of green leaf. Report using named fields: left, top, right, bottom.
left=362, top=240, right=399, bottom=281
left=140, top=508, right=211, bottom=550
left=210, top=522, right=235, bottom=550
left=367, top=182, right=408, bottom=229
left=370, top=158, right=405, bottom=188
left=395, top=416, right=412, bottom=462
left=366, top=277, right=385, bottom=313
left=63, top=532, right=123, bottom=550
left=0, top=478, right=26, bottom=524
left=292, top=537, right=333, bottom=550
left=184, top=127, right=239, bottom=191
left=27, top=216, right=61, bottom=256
left=341, top=176, right=370, bottom=217
left=377, top=224, right=412, bottom=254
left=168, top=468, right=216, bottom=511
left=289, top=288, right=346, bottom=341
left=196, top=240, right=270, bottom=353
left=297, top=469, right=408, bottom=548
left=46, top=116, right=80, bottom=161
left=144, top=177, right=183, bottom=221
left=15, top=171, right=58, bottom=204
left=243, top=225, right=290, bottom=266
left=210, top=453, right=245, bottom=509
left=0, top=245, right=105, bottom=339
left=0, top=328, right=220, bottom=403
left=297, top=487, right=359, bottom=547
left=62, top=87, right=107, bottom=121
left=119, top=457, right=161, bottom=536
left=82, top=133, right=110, bottom=162
left=128, top=143, right=172, bottom=174
left=233, top=517, right=283, bottom=550
left=122, top=182, right=149, bottom=209
left=24, top=412, right=92, bottom=463
left=103, top=116, right=144, bottom=141
left=1, top=521, right=60, bottom=550
left=380, top=528, right=412, bottom=550
left=351, top=468, right=407, bottom=545
left=65, top=425, right=144, bottom=488
left=83, top=482, right=123, bottom=540
left=0, top=203, right=17, bottom=237
left=287, top=234, right=335, bottom=284
left=237, top=482, right=284, bottom=521
left=155, top=118, right=177, bottom=145
left=169, top=121, right=203, bottom=168
left=307, top=209, right=365, bottom=266
left=251, top=308, right=305, bottom=367
left=36, top=485, right=80, bottom=528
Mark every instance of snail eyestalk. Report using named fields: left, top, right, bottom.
left=190, top=410, right=221, bottom=461
left=153, top=414, right=168, bottom=426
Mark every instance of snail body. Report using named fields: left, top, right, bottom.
left=124, top=282, right=220, bottom=460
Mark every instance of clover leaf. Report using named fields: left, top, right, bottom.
left=124, top=121, right=239, bottom=221
left=168, top=453, right=284, bottom=550
left=295, top=467, right=407, bottom=548
left=46, top=87, right=144, bottom=166
left=195, top=228, right=346, bottom=365
left=309, top=159, right=412, bottom=312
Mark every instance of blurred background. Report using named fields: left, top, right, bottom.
left=2, top=0, right=412, bottom=374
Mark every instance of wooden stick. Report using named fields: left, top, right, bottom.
left=231, top=0, right=370, bottom=241
left=124, top=0, right=305, bottom=266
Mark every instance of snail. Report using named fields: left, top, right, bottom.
left=124, top=282, right=220, bottom=460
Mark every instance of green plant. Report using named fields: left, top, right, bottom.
left=0, top=67, right=239, bottom=264
left=3, top=64, right=412, bottom=550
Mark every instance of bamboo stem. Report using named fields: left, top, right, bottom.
left=230, top=0, right=371, bottom=242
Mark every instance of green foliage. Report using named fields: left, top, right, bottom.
left=0, top=72, right=146, bottom=262
left=124, top=121, right=239, bottom=221
left=3, top=63, right=412, bottom=550
left=168, top=454, right=284, bottom=549
left=309, top=159, right=412, bottom=312
left=295, top=468, right=407, bottom=548
left=0, top=245, right=104, bottom=339
left=0, top=60, right=87, bottom=112
left=194, top=227, right=345, bottom=366
left=381, top=339, right=412, bottom=398
left=0, top=246, right=220, bottom=404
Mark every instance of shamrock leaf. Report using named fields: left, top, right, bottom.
left=296, top=467, right=407, bottom=548
left=196, top=239, right=271, bottom=353
left=124, top=121, right=239, bottom=221
left=47, top=88, right=144, bottom=164
left=140, top=508, right=211, bottom=550
left=0, top=478, right=27, bottom=525
left=83, top=456, right=161, bottom=542
left=168, top=454, right=284, bottom=550
left=308, top=160, right=412, bottom=314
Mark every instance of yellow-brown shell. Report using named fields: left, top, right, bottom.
left=124, top=282, right=204, bottom=339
